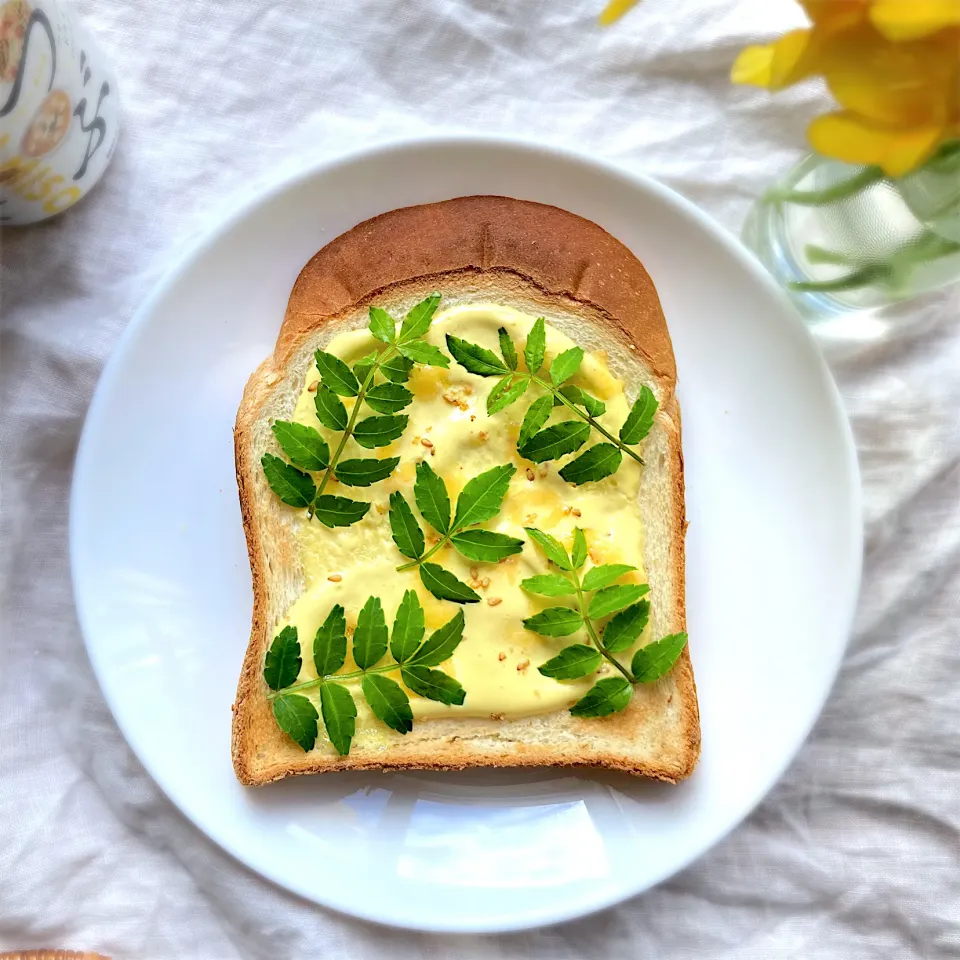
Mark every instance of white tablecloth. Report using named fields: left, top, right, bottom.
left=2, top=1, right=958, bottom=957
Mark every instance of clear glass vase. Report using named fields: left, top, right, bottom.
left=743, top=142, right=960, bottom=330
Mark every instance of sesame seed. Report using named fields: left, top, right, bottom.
left=487, top=597, right=502, bottom=607
left=498, top=652, right=507, bottom=661
left=572, top=508, right=582, bottom=517
left=469, top=567, right=479, bottom=579
left=481, top=577, right=490, bottom=588
left=328, top=574, right=342, bottom=582
left=525, top=468, right=535, bottom=481
left=307, top=380, right=319, bottom=393
left=421, top=438, right=434, bottom=448
left=517, top=659, right=530, bottom=672
left=478, top=431, right=488, bottom=441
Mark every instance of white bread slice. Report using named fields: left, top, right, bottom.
left=232, top=196, right=699, bottom=785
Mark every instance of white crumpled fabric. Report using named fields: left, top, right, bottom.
left=2, top=1, right=958, bottom=957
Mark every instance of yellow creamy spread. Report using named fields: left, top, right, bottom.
left=279, top=304, right=650, bottom=744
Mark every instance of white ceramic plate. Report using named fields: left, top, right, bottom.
left=70, top=136, right=862, bottom=933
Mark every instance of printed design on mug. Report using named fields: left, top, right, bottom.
left=0, top=0, right=31, bottom=83
left=21, top=86, right=69, bottom=156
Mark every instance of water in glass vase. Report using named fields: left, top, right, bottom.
left=744, top=145, right=960, bottom=326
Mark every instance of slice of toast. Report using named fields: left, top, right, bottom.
left=232, top=196, right=699, bottom=785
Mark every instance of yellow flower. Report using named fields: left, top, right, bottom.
left=598, top=0, right=641, bottom=26
left=731, top=1, right=960, bottom=175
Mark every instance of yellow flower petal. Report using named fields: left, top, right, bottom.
left=801, top=0, right=871, bottom=34
left=730, top=30, right=815, bottom=89
left=598, top=0, right=641, bottom=26
left=808, top=111, right=945, bottom=176
left=869, top=0, right=960, bottom=41
left=822, top=34, right=954, bottom=125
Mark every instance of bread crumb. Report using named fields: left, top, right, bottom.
left=516, top=659, right=530, bottom=672
left=538, top=464, right=548, bottom=478
left=375, top=502, right=388, bottom=514
left=589, top=549, right=601, bottom=564
left=523, top=512, right=537, bottom=525
left=490, top=712, right=505, bottom=721
left=307, top=380, right=319, bottom=393
left=525, top=468, right=535, bottom=481
left=599, top=664, right=610, bottom=674
left=328, top=574, right=342, bottom=582
left=265, top=372, right=279, bottom=385
left=498, top=652, right=507, bottom=661
left=478, top=431, right=488, bottom=441
left=481, top=577, right=490, bottom=588
left=487, top=597, right=502, bottom=607
left=470, top=414, right=476, bottom=422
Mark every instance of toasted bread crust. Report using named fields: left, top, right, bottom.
left=232, top=197, right=698, bottom=785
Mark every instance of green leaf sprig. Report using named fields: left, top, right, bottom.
left=261, top=294, right=450, bottom=528
left=264, top=591, right=466, bottom=755
left=521, top=527, right=687, bottom=718
left=445, top=318, right=658, bottom=485
left=389, top=461, right=523, bottom=604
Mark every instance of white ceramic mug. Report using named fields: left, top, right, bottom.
left=0, top=0, right=119, bottom=225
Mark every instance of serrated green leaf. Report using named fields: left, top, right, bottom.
left=271, top=421, right=329, bottom=471
left=602, top=600, right=650, bottom=653
left=498, top=327, right=518, bottom=370
left=419, top=562, right=481, bottom=604
left=620, top=385, right=658, bottom=445
left=390, top=590, right=425, bottom=663
left=631, top=632, right=688, bottom=683
left=549, top=347, right=584, bottom=386
left=397, top=339, right=450, bottom=368
left=450, top=529, right=524, bottom=563
left=334, top=457, right=400, bottom=487
left=364, top=382, right=413, bottom=415
left=261, top=454, right=316, bottom=508
left=572, top=528, right=588, bottom=570
left=520, top=573, right=577, bottom=597
left=361, top=674, right=413, bottom=734
left=368, top=306, right=396, bottom=344
left=401, top=665, right=466, bottom=705
left=588, top=583, right=650, bottom=620
left=559, top=443, right=622, bottom=485
left=537, top=644, right=602, bottom=680
left=414, top=460, right=451, bottom=535
left=524, top=526, right=572, bottom=571
left=314, top=383, right=348, bottom=431
left=314, top=349, right=360, bottom=397
left=487, top=374, right=529, bottom=415
left=518, top=395, right=553, bottom=447
left=388, top=491, right=425, bottom=560
left=581, top=563, right=638, bottom=592
left=524, top=317, right=546, bottom=375
left=399, top=293, right=441, bottom=343
left=569, top=677, right=633, bottom=717
left=557, top=384, right=606, bottom=417
left=312, top=495, right=370, bottom=528
left=522, top=605, right=584, bottom=637
left=313, top=604, right=347, bottom=677
left=353, top=596, right=388, bottom=670
left=319, top=682, right=356, bottom=756
left=381, top=353, right=414, bottom=383
left=272, top=694, right=318, bottom=751
left=411, top=608, right=465, bottom=666
left=354, top=351, right=379, bottom=385
left=264, top=625, right=301, bottom=691
left=518, top=420, right=590, bottom=463
left=452, top=463, right=516, bottom=529
left=353, top=414, right=408, bottom=448
left=445, top=335, right=508, bottom=376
